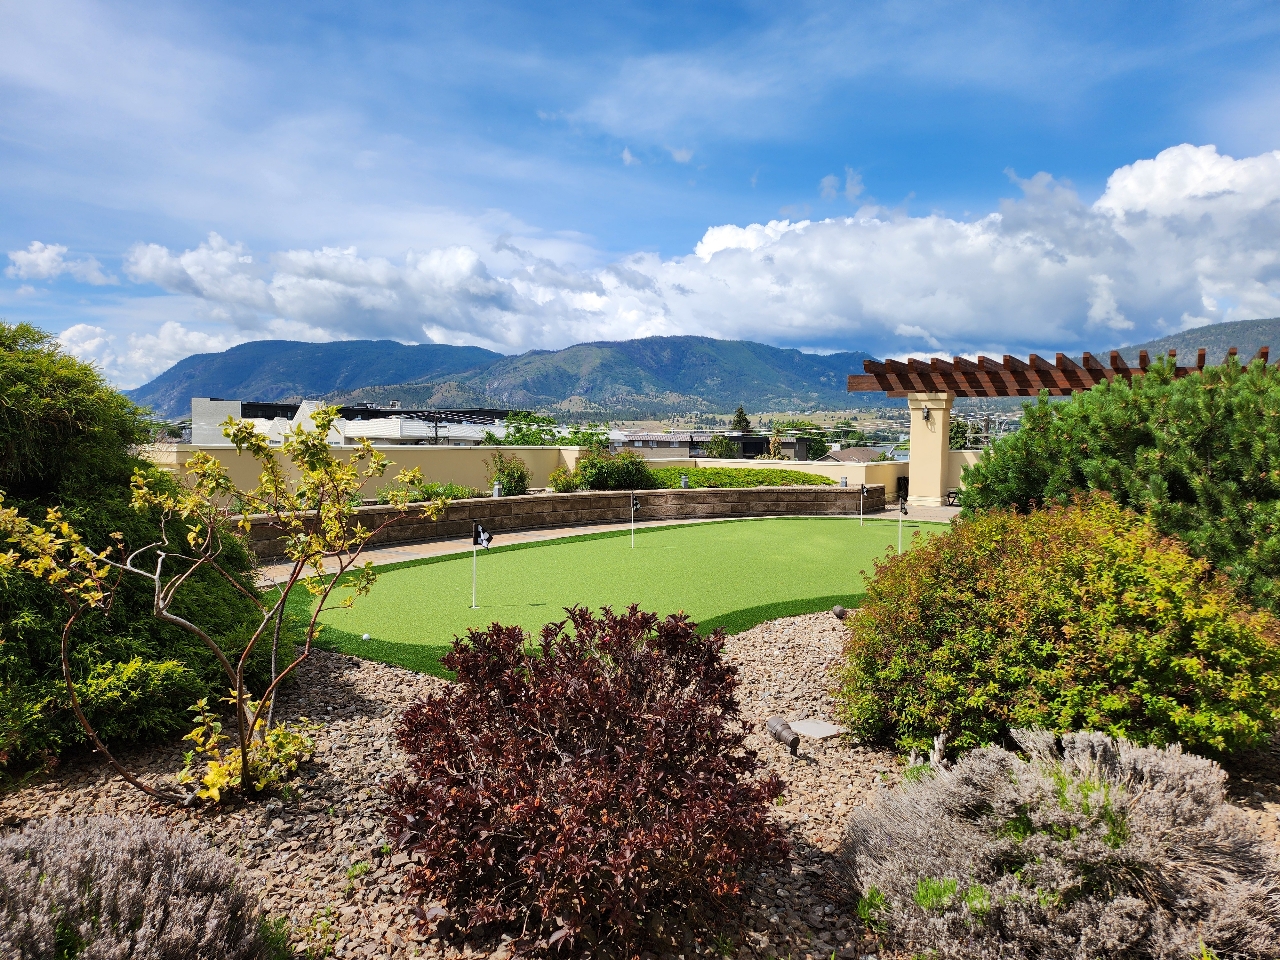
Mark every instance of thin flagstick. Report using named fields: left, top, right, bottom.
left=631, top=495, right=635, bottom=549
left=898, top=510, right=903, bottom=554
left=471, top=543, right=477, bottom=609
left=860, top=488, right=864, bottom=526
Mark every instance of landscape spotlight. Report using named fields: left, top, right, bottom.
left=767, top=716, right=800, bottom=756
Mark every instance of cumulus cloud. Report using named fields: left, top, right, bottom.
left=7, top=241, right=117, bottom=285
left=111, top=144, right=1280, bottom=374
left=621, top=147, right=638, bottom=166
left=56, top=317, right=322, bottom=389
left=667, top=146, right=693, bottom=163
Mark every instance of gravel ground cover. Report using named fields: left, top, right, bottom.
left=6, top=610, right=1276, bottom=959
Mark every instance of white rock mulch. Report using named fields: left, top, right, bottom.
left=1, top=612, right=899, bottom=959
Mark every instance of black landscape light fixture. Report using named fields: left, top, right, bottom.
left=680, top=474, right=689, bottom=488
left=767, top=716, right=800, bottom=755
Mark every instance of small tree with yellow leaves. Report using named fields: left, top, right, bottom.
left=0, top=406, right=443, bottom=803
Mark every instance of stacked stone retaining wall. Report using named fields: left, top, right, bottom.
left=244, top=485, right=886, bottom=560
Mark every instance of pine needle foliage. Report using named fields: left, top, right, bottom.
left=961, top=354, right=1280, bottom=610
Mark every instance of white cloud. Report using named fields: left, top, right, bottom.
left=668, top=146, right=693, bottom=163
left=6, top=240, right=116, bottom=285
left=621, top=147, right=639, bottom=166
left=106, top=144, right=1280, bottom=379
left=844, top=167, right=863, bottom=201
left=819, top=174, right=840, bottom=200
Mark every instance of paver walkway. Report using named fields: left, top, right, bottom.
left=256, top=505, right=960, bottom=585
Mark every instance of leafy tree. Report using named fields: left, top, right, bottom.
left=3, top=406, right=436, bottom=802
left=773, top=419, right=830, bottom=459
left=482, top=411, right=560, bottom=446
left=0, top=323, right=261, bottom=773
left=730, top=405, right=752, bottom=432
left=960, top=356, right=1280, bottom=609
left=949, top=417, right=972, bottom=449
left=701, top=434, right=738, bottom=459
left=562, top=422, right=610, bottom=452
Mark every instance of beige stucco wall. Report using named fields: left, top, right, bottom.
left=140, top=445, right=918, bottom=498
left=143, top=444, right=585, bottom=496
left=947, top=450, right=984, bottom=492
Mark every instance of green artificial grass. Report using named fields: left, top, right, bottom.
left=299, top=517, right=942, bottom=676
left=649, top=466, right=836, bottom=488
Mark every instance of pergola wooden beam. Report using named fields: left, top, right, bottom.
left=848, top=347, right=1269, bottom=398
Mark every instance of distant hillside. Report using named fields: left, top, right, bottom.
left=335, top=337, right=881, bottom=417
left=127, top=340, right=503, bottom=418
left=1112, top=318, right=1280, bottom=366
left=127, top=335, right=885, bottom=419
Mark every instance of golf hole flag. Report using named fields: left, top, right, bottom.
left=631, top=495, right=640, bottom=513
left=473, top=522, right=493, bottom=549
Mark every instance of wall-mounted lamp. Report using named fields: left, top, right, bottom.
left=921, top=406, right=931, bottom=422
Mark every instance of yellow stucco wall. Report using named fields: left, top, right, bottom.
left=141, top=446, right=915, bottom=496
left=143, top=444, right=583, bottom=496
left=947, top=450, right=984, bottom=493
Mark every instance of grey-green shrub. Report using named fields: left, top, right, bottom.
left=841, top=730, right=1280, bottom=958
left=0, top=815, right=265, bottom=959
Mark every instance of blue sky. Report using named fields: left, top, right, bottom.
left=3, top=0, right=1280, bottom=386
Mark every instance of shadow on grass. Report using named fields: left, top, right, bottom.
left=301, top=592, right=867, bottom=680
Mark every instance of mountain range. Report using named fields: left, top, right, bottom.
left=127, top=336, right=882, bottom=419
left=1112, top=317, right=1280, bottom=366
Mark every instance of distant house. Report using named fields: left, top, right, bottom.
left=616, top=432, right=695, bottom=459
left=612, top=430, right=811, bottom=461
left=816, top=447, right=882, bottom=464
left=190, top=398, right=511, bottom=446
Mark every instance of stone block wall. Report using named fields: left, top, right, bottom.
left=244, top=484, right=887, bottom=560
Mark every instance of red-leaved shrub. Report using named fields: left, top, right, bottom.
left=385, top=605, right=787, bottom=957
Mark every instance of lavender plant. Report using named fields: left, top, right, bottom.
left=842, top=730, right=1280, bottom=958
left=0, top=815, right=266, bottom=959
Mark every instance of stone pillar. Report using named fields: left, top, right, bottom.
left=906, top=392, right=953, bottom=507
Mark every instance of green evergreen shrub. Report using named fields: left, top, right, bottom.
left=0, top=815, right=266, bottom=959
left=574, top=448, right=656, bottom=490
left=649, top=466, right=834, bottom=488
left=547, top=466, right=580, bottom=492
left=0, top=323, right=268, bottom=774
left=485, top=450, right=531, bottom=496
left=960, top=355, right=1280, bottom=609
left=834, top=494, right=1280, bottom=755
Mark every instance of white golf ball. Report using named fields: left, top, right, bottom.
left=362, top=633, right=370, bottom=641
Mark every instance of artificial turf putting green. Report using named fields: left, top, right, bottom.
left=308, top=516, right=944, bottom=676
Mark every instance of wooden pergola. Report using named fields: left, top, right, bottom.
left=847, top=346, right=1267, bottom=398
left=846, top=344, right=1265, bottom=507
